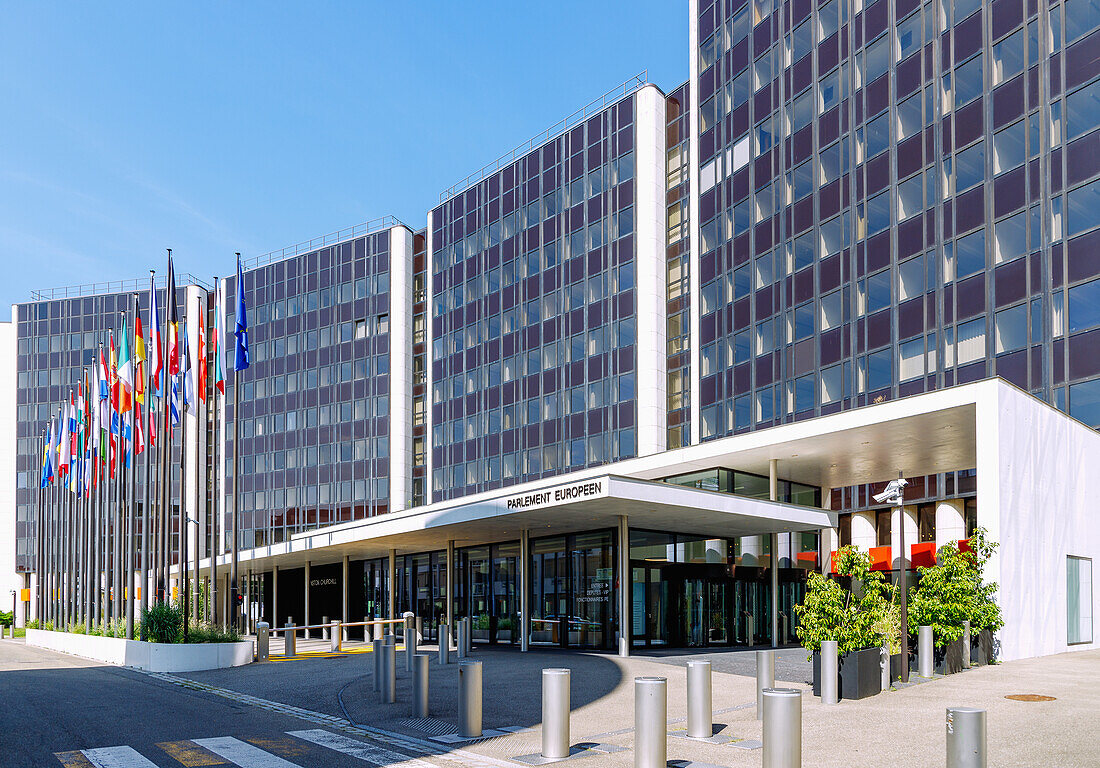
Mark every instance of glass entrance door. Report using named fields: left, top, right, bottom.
left=682, top=578, right=707, bottom=647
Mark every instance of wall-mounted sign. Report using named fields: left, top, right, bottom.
left=505, top=478, right=606, bottom=510
left=310, top=578, right=338, bottom=587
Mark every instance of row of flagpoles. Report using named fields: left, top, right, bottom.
left=34, top=251, right=250, bottom=639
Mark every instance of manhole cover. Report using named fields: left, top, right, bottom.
left=1004, top=694, right=1057, bottom=702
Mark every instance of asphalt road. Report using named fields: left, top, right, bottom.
left=0, top=639, right=439, bottom=767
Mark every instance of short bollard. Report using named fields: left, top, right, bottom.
left=331, top=621, right=341, bottom=652
left=381, top=642, right=397, bottom=704
left=762, top=688, right=802, bottom=768
left=686, top=660, right=712, bottom=739
left=416, top=616, right=423, bottom=643
left=746, top=615, right=755, bottom=645
left=820, top=640, right=838, bottom=705
left=464, top=617, right=472, bottom=655
left=383, top=632, right=396, bottom=646
left=256, top=622, right=269, bottom=662
left=634, top=677, right=667, bottom=768
left=372, top=638, right=383, bottom=692
left=962, top=621, right=972, bottom=669
left=541, top=668, right=571, bottom=759
left=756, top=649, right=775, bottom=720
left=438, top=624, right=450, bottom=664
left=284, top=622, right=296, bottom=657
left=918, top=625, right=934, bottom=678
left=322, top=616, right=329, bottom=641
left=881, top=645, right=891, bottom=691
left=946, top=707, right=986, bottom=768
left=405, top=613, right=418, bottom=672
left=457, top=618, right=468, bottom=660
left=458, top=660, right=483, bottom=738
left=412, top=654, right=430, bottom=718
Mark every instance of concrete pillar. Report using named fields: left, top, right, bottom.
left=819, top=526, right=839, bottom=574
left=272, top=566, right=278, bottom=636
left=342, top=555, right=350, bottom=641
left=388, top=549, right=397, bottom=625
left=769, top=458, right=779, bottom=649
left=851, top=512, right=877, bottom=551
left=935, top=499, right=966, bottom=548
left=618, top=515, right=630, bottom=657
left=519, top=529, right=530, bottom=652
left=304, top=561, right=311, bottom=638
left=891, top=506, right=919, bottom=570
left=446, top=540, right=455, bottom=636
left=740, top=536, right=764, bottom=566
left=246, top=568, right=252, bottom=634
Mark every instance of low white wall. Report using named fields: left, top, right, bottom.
left=26, top=629, right=253, bottom=672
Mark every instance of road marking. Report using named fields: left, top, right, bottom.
left=156, top=740, right=230, bottom=766
left=80, top=746, right=160, bottom=767
left=54, top=752, right=94, bottom=767
left=288, top=728, right=435, bottom=768
left=192, top=737, right=303, bottom=768
left=242, top=737, right=312, bottom=759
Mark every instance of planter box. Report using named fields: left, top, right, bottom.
left=910, top=635, right=965, bottom=675
left=812, top=646, right=883, bottom=700
left=971, top=629, right=996, bottom=665
left=26, top=629, right=253, bottom=672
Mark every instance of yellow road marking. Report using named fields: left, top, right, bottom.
left=243, top=736, right=312, bottom=758
left=54, top=752, right=93, bottom=767
left=156, top=740, right=229, bottom=766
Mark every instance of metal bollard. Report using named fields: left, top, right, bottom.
left=331, top=621, right=341, bottom=652
left=762, top=688, right=802, bottom=768
left=380, top=642, right=397, bottom=703
left=439, top=624, right=450, bottom=665
left=820, top=640, right=838, bottom=705
left=384, top=632, right=396, bottom=646
left=405, top=615, right=418, bottom=672
left=919, top=625, right=934, bottom=678
left=284, top=622, right=296, bottom=657
left=881, top=645, right=891, bottom=691
left=256, top=622, right=269, bottom=662
left=322, top=616, right=329, bottom=641
left=946, top=707, right=987, bottom=768
left=542, top=668, right=571, bottom=759
left=634, top=677, right=667, bottom=768
left=746, top=615, right=754, bottom=646
left=686, top=660, right=712, bottom=739
left=412, top=654, right=430, bottom=718
left=464, top=616, right=472, bottom=655
left=457, top=618, right=468, bottom=659
left=416, top=616, right=423, bottom=643
left=372, top=638, right=383, bottom=692
left=756, top=649, right=776, bottom=719
left=962, top=621, right=972, bottom=669
left=458, top=660, right=483, bottom=738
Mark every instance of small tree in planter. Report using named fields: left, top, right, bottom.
left=966, top=527, right=1004, bottom=664
left=796, top=546, right=898, bottom=699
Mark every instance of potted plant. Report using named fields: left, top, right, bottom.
left=966, top=527, right=1004, bottom=665
left=796, top=546, right=896, bottom=700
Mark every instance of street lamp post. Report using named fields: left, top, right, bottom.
left=873, top=473, right=910, bottom=683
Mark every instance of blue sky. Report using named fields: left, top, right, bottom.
left=0, top=3, right=688, bottom=319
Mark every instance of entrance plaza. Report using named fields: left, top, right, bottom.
left=173, top=641, right=1100, bottom=768
left=204, top=378, right=1100, bottom=663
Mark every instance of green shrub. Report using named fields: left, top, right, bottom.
left=0, top=610, right=13, bottom=626
left=69, top=623, right=87, bottom=635
left=141, top=602, right=183, bottom=644
left=186, top=622, right=241, bottom=644
left=43, top=620, right=54, bottom=632
left=26, top=619, right=38, bottom=630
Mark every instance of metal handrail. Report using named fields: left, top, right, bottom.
left=242, top=215, right=404, bottom=272
left=29, top=272, right=212, bottom=302
left=271, top=617, right=404, bottom=636
left=438, top=70, right=649, bottom=203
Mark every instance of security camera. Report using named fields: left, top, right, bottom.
left=872, top=478, right=908, bottom=505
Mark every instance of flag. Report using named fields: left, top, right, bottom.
left=118, top=316, right=133, bottom=414
left=134, top=301, right=146, bottom=406
left=150, top=272, right=162, bottom=395
left=97, top=345, right=110, bottom=463
left=170, top=377, right=181, bottom=426
left=59, top=392, right=73, bottom=483
left=109, top=334, right=119, bottom=478
left=213, top=277, right=226, bottom=395
left=196, top=298, right=207, bottom=404
left=40, top=423, right=53, bottom=488
left=181, top=319, right=193, bottom=412
left=135, top=401, right=145, bottom=455
left=234, top=255, right=249, bottom=372
left=51, top=408, right=63, bottom=481
left=167, top=254, right=179, bottom=376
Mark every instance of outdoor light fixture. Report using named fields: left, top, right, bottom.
left=873, top=473, right=910, bottom=682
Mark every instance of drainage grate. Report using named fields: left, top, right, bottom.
left=399, top=717, right=455, bottom=736
left=1004, top=694, right=1057, bottom=702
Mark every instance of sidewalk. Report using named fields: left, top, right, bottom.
left=181, top=643, right=1100, bottom=768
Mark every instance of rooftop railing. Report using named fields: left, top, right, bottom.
left=438, top=71, right=650, bottom=204
left=242, top=215, right=404, bottom=272
left=29, top=272, right=212, bottom=302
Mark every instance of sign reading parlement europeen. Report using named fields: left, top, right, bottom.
left=505, top=477, right=607, bottom=510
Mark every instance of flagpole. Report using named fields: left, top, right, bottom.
left=159, top=250, right=174, bottom=604
left=140, top=274, right=154, bottom=637
left=125, top=304, right=136, bottom=639
left=192, top=295, right=202, bottom=627
left=231, top=254, right=244, bottom=634
left=36, top=428, right=44, bottom=625
left=180, top=308, right=190, bottom=642
left=209, top=278, right=219, bottom=628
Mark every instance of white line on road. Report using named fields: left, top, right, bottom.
left=192, top=737, right=303, bottom=768
left=288, top=729, right=437, bottom=768
left=81, top=746, right=159, bottom=768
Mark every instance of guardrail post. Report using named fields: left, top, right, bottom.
left=256, top=621, right=269, bottom=662
left=541, top=668, right=570, bottom=759
left=331, top=621, right=341, bottom=652
left=962, top=621, right=972, bottom=669
left=686, top=660, right=712, bottom=738
left=946, top=707, right=986, bottom=768
left=756, top=649, right=775, bottom=720
left=820, top=640, right=838, bottom=705
left=762, top=688, right=802, bottom=768
left=458, top=660, right=483, bottom=738
left=919, top=626, right=934, bottom=678
left=381, top=641, right=397, bottom=703
left=284, top=622, right=296, bottom=657
left=372, top=638, right=383, bottom=691
left=439, top=623, right=450, bottom=664
left=413, top=654, right=430, bottom=717
left=457, top=618, right=468, bottom=659
left=322, top=616, right=329, bottom=641
left=404, top=612, right=417, bottom=672
left=634, top=677, right=666, bottom=768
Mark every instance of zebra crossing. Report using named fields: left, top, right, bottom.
left=54, top=729, right=471, bottom=768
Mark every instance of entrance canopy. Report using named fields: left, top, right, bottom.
left=227, top=474, right=834, bottom=571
